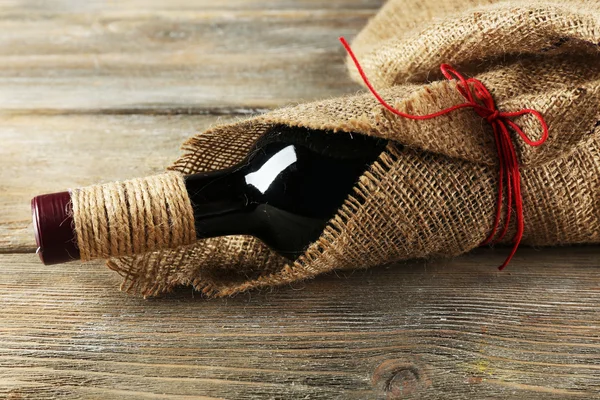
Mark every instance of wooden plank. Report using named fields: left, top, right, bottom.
left=0, top=1, right=385, bottom=12
left=0, top=248, right=599, bottom=399
left=0, top=114, right=236, bottom=252
left=0, top=1, right=384, bottom=111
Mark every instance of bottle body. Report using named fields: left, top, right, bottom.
left=32, top=126, right=387, bottom=265
left=185, top=126, right=387, bottom=259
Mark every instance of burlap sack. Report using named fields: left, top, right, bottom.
left=108, top=0, right=600, bottom=297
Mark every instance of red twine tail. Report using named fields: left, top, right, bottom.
left=340, top=36, right=549, bottom=270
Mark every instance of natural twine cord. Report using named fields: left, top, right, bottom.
left=71, top=172, right=196, bottom=261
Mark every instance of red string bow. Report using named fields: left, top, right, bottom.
left=340, top=37, right=549, bottom=270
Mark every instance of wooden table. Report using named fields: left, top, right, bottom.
left=1, top=1, right=599, bottom=398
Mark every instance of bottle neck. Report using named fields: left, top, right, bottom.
left=184, top=164, right=257, bottom=239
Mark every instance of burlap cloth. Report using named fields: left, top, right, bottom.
left=108, top=0, right=600, bottom=297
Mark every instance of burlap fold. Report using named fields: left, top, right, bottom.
left=108, top=0, right=600, bottom=297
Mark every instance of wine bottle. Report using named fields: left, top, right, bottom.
left=31, top=125, right=387, bottom=265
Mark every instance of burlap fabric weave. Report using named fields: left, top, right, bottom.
left=108, top=0, right=600, bottom=297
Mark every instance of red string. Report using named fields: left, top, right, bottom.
left=340, top=36, right=549, bottom=270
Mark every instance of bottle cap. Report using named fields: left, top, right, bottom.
left=31, top=191, right=80, bottom=265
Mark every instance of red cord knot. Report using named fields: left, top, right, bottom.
left=485, top=110, right=500, bottom=123
left=340, top=36, right=549, bottom=270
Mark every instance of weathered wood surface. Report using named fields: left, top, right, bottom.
left=0, top=0, right=599, bottom=399
left=1, top=248, right=600, bottom=399
left=0, top=0, right=382, bottom=111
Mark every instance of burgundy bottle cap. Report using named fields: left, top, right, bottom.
left=31, top=191, right=80, bottom=265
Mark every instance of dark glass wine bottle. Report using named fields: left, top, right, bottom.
left=31, top=125, right=387, bottom=265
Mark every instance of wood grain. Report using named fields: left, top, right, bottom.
left=1, top=248, right=599, bottom=399
left=0, top=1, right=383, bottom=111
left=0, top=0, right=599, bottom=399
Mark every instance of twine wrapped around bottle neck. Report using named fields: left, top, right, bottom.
left=71, top=172, right=196, bottom=261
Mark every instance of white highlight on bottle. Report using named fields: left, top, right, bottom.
left=245, top=145, right=297, bottom=194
